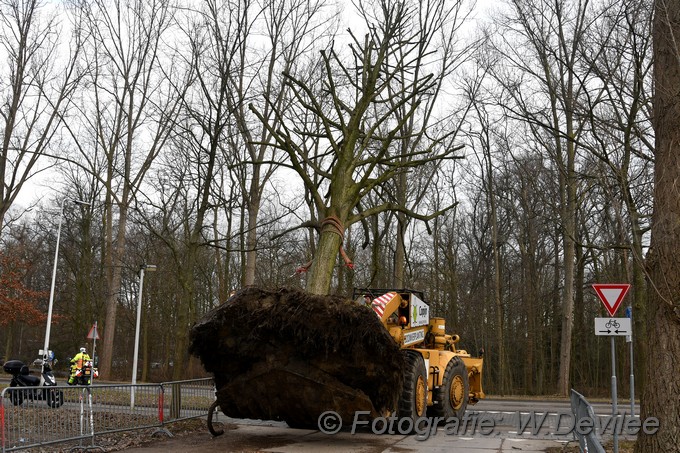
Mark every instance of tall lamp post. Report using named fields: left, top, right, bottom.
left=41, top=198, right=91, bottom=380
left=131, top=263, right=156, bottom=408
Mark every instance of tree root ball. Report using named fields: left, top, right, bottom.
left=189, top=287, right=404, bottom=425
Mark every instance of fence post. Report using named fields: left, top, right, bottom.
left=87, top=388, right=96, bottom=448
left=170, top=383, right=181, bottom=420
left=158, top=384, right=165, bottom=425
left=152, top=384, right=173, bottom=438
left=79, top=388, right=85, bottom=442
left=1, top=394, right=6, bottom=453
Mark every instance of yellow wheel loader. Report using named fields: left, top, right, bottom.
left=355, top=288, right=485, bottom=421
left=190, top=287, right=484, bottom=432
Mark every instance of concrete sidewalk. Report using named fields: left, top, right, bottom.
left=123, top=422, right=573, bottom=452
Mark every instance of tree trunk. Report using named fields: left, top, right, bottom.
left=557, top=215, right=576, bottom=396
left=305, top=230, right=342, bottom=295
left=557, top=132, right=578, bottom=396
left=239, top=200, right=247, bottom=286
left=173, top=255, right=196, bottom=380
left=486, top=152, right=504, bottom=395
left=213, top=209, right=228, bottom=303
left=393, top=168, right=407, bottom=288
left=4, top=323, right=12, bottom=362
left=100, top=204, right=128, bottom=380
left=521, top=221, right=538, bottom=394
left=635, top=2, right=680, bottom=450
left=242, top=167, right=262, bottom=287
left=242, top=201, right=260, bottom=287
left=393, top=213, right=406, bottom=288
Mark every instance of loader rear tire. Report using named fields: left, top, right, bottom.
left=398, top=350, right=428, bottom=431
left=431, top=357, right=468, bottom=420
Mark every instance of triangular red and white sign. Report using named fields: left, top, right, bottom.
left=592, top=284, right=630, bottom=317
left=87, top=323, right=100, bottom=340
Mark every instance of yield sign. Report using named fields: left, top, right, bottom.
left=87, top=323, right=100, bottom=340
left=592, top=284, right=630, bottom=317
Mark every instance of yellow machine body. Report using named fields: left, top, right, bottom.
left=366, top=290, right=485, bottom=407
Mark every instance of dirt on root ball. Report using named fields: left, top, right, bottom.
left=189, top=287, right=404, bottom=427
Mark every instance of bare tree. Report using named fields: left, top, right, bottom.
left=252, top=0, right=465, bottom=294
left=468, top=94, right=508, bottom=394
left=0, top=0, right=84, bottom=234
left=132, top=0, right=243, bottom=379
left=576, top=0, right=654, bottom=391
left=225, top=0, right=328, bottom=288
left=635, top=1, right=680, bottom=450
left=491, top=0, right=594, bottom=396
left=68, top=0, right=180, bottom=379
left=132, top=0, right=324, bottom=377
left=379, top=0, right=477, bottom=288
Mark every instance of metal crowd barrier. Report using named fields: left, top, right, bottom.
left=0, top=378, right=214, bottom=452
left=160, top=379, right=215, bottom=425
left=570, top=389, right=606, bottom=453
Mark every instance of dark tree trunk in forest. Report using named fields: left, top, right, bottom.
left=635, top=1, right=680, bottom=451
left=100, top=205, right=128, bottom=380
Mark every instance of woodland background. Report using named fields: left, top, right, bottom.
left=0, top=0, right=654, bottom=401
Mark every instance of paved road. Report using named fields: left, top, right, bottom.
left=122, top=397, right=639, bottom=452
left=123, top=421, right=572, bottom=452
left=123, top=398, right=622, bottom=452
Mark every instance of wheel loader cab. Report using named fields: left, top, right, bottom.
left=396, top=297, right=409, bottom=325
left=385, top=295, right=407, bottom=325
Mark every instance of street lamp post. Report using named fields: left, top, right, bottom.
left=41, top=198, right=91, bottom=382
left=131, top=264, right=156, bottom=408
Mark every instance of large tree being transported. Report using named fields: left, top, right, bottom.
left=251, top=0, right=471, bottom=294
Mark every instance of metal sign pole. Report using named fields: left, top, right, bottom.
left=629, top=338, right=635, bottom=417
left=92, top=321, right=98, bottom=367
left=592, top=283, right=630, bottom=453
left=625, top=306, right=634, bottom=417
left=611, top=336, right=618, bottom=453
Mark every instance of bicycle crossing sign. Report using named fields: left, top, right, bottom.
left=592, top=283, right=630, bottom=317
left=594, top=317, right=631, bottom=336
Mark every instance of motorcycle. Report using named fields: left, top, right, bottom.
left=2, top=359, right=64, bottom=408
left=68, top=358, right=99, bottom=385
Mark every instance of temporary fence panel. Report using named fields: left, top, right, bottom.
left=1, top=379, right=214, bottom=452
left=81, top=384, right=162, bottom=436
left=2, top=386, right=92, bottom=451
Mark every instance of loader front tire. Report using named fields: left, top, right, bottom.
left=398, top=350, right=428, bottom=430
left=431, top=357, right=469, bottom=420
